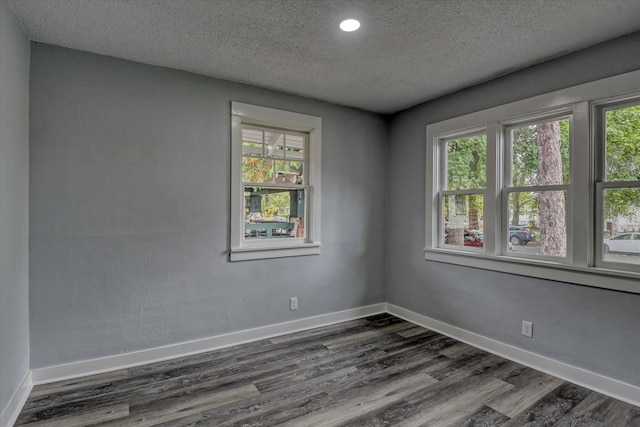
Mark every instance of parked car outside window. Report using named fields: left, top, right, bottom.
left=509, top=226, right=536, bottom=246
left=468, top=229, right=483, bottom=241
left=603, top=233, right=640, bottom=254
left=444, top=229, right=483, bottom=247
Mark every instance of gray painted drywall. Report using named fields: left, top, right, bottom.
left=387, top=32, right=640, bottom=386
left=28, top=43, right=387, bottom=368
left=0, top=0, right=30, bottom=416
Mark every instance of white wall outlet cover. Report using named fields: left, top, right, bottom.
left=522, top=320, right=533, bottom=338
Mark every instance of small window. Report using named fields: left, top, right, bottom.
left=230, top=103, right=321, bottom=261
left=504, top=116, right=571, bottom=259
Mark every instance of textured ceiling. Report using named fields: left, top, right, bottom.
left=9, top=0, right=640, bottom=114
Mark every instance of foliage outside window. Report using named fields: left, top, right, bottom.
left=425, top=70, right=640, bottom=294
left=230, top=102, right=321, bottom=261
left=440, top=134, right=486, bottom=251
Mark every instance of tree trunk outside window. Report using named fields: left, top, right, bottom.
left=537, top=122, right=567, bottom=256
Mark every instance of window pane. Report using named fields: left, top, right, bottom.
left=443, top=194, right=484, bottom=248
left=285, top=134, right=305, bottom=161
left=605, top=104, right=640, bottom=182
left=275, top=160, right=304, bottom=185
left=242, top=157, right=273, bottom=183
left=509, top=119, right=570, bottom=186
left=508, top=191, right=566, bottom=257
left=241, top=127, right=264, bottom=144
left=242, top=141, right=263, bottom=156
left=445, top=135, right=486, bottom=190
left=602, top=188, right=640, bottom=266
left=244, top=187, right=305, bottom=240
left=285, top=147, right=304, bottom=161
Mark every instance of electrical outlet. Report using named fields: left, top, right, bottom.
left=290, top=297, right=298, bottom=311
left=522, top=320, right=533, bottom=338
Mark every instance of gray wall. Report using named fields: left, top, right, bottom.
left=28, top=44, right=387, bottom=368
left=0, top=0, right=30, bottom=416
left=387, top=32, right=640, bottom=387
left=19, top=23, right=640, bottom=391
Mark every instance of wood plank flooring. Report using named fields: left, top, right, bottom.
left=15, top=314, right=640, bottom=426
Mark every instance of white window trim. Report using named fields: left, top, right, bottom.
left=425, top=70, right=640, bottom=294
left=230, top=102, right=321, bottom=261
left=592, top=96, right=640, bottom=273
left=438, top=129, right=487, bottom=254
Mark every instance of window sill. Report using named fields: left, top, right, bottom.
left=424, top=248, right=640, bottom=294
left=230, top=243, right=321, bottom=261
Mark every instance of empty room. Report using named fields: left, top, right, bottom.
left=1, top=0, right=640, bottom=426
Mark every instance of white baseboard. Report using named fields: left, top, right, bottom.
left=31, top=303, right=386, bottom=385
left=21, top=301, right=640, bottom=417
left=0, top=371, right=32, bottom=427
left=385, top=303, right=640, bottom=408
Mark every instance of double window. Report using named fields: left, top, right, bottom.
left=230, top=102, right=321, bottom=261
left=425, top=71, right=640, bottom=293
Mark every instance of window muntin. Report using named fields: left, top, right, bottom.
left=504, top=116, right=571, bottom=259
left=439, top=133, right=486, bottom=252
left=230, top=102, right=321, bottom=261
left=597, top=101, right=640, bottom=271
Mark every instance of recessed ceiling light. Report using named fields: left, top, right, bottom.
left=340, top=19, right=360, bottom=32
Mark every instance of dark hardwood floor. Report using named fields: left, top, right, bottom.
left=15, top=314, right=640, bottom=426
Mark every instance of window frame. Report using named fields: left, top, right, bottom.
left=424, top=70, right=640, bottom=294
left=501, top=111, right=574, bottom=263
left=593, top=96, right=640, bottom=273
left=230, top=102, right=321, bottom=261
left=437, top=129, right=487, bottom=254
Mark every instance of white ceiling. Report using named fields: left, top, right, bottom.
left=9, top=0, right=640, bottom=114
